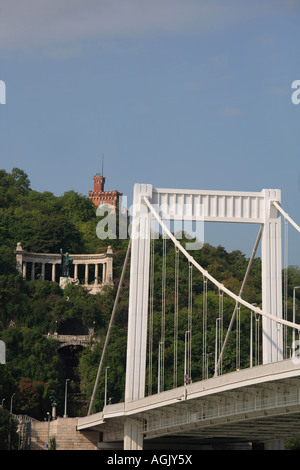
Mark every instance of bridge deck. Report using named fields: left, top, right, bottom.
left=77, top=359, right=300, bottom=443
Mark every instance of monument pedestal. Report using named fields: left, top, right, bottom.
left=59, top=276, right=70, bottom=289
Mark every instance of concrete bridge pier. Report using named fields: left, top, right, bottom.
left=124, top=419, right=143, bottom=450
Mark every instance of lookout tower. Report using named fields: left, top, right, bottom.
left=93, top=174, right=105, bottom=192
left=89, top=173, right=122, bottom=212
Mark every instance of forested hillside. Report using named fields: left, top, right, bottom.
left=1, top=168, right=300, bottom=423
left=0, top=168, right=128, bottom=419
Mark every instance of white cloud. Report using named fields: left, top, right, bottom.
left=0, top=0, right=271, bottom=54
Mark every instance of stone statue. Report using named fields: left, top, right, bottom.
left=60, top=249, right=73, bottom=278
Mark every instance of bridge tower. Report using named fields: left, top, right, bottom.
left=124, top=184, right=283, bottom=448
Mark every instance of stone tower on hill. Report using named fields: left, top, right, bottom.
left=88, top=173, right=122, bottom=212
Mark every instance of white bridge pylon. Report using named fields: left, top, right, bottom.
left=125, top=184, right=300, bottom=403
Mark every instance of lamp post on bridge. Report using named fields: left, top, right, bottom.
left=7, top=393, right=15, bottom=450
left=184, top=331, right=191, bottom=386
left=204, top=352, right=212, bottom=380
left=293, top=286, right=300, bottom=358
left=255, top=313, right=260, bottom=366
left=63, top=379, right=70, bottom=418
left=104, top=366, right=110, bottom=407
left=214, top=319, right=221, bottom=376
left=250, top=304, right=257, bottom=368
left=46, top=412, right=50, bottom=449
left=158, top=342, right=164, bottom=393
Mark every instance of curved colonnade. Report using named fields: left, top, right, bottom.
left=14, top=242, right=114, bottom=294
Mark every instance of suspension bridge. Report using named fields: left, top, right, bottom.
left=77, top=184, right=300, bottom=450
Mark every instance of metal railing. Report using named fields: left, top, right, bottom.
left=143, top=391, right=300, bottom=434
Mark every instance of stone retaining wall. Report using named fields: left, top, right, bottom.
left=29, top=417, right=99, bottom=450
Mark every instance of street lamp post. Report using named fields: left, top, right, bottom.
left=10, top=393, right=15, bottom=414
left=250, top=304, right=257, bottom=368
left=250, top=310, right=253, bottom=368
left=293, top=286, right=300, bottom=357
left=104, top=366, right=110, bottom=407
left=184, top=331, right=191, bottom=386
left=7, top=393, right=15, bottom=450
left=205, top=353, right=212, bottom=380
left=214, top=319, right=221, bottom=376
left=46, top=412, right=50, bottom=449
left=63, top=379, right=70, bottom=418
left=158, top=342, right=164, bottom=393
left=255, top=314, right=260, bottom=366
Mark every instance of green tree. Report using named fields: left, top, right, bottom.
left=0, top=408, right=19, bottom=450
left=11, top=168, right=31, bottom=195
left=0, top=274, right=30, bottom=328
left=59, top=190, right=96, bottom=223
left=0, top=328, right=61, bottom=419
left=0, top=245, right=18, bottom=276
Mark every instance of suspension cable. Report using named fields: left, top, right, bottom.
left=160, top=235, right=167, bottom=392
left=236, top=305, right=241, bottom=370
left=88, top=239, right=131, bottom=415
left=255, top=313, right=260, bottom=366
left=148, top=234, right=154, bottom=395
left=283, top=218, right=288, bottom=358
left=215, top=225, right=263, bottom=376
left=188, top=261, right=193, bottom=383
left=218, top=290, right=224, bottom=375
left=202, top=277, right=208, bottom=380
left=174, top=246, right=179, bottom=388
left=272, top=201, right=300, bottom=233
left=143, top=195, right=300, bottom=331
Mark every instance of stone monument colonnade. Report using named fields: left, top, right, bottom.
left=14, top=243, right=114, bottom=294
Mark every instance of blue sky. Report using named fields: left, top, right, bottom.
left=0, top=0, right=300, bottom=264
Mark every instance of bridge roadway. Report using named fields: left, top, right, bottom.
left=77, top=358, right=300, bottom=449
